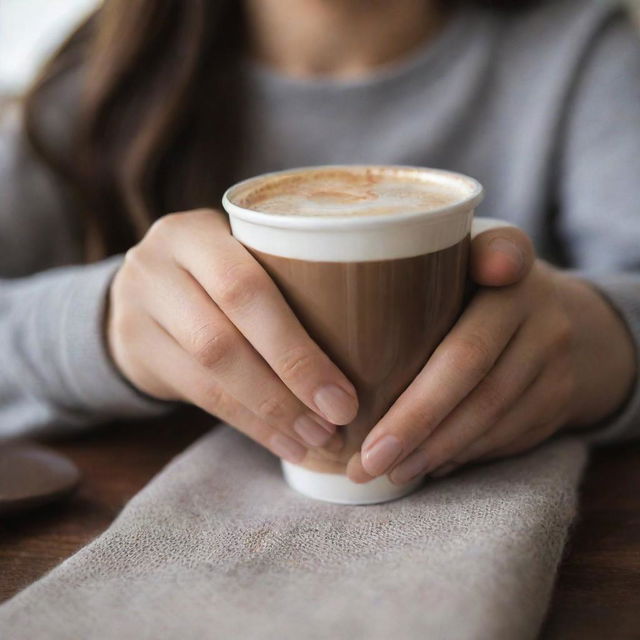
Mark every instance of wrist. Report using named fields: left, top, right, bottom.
left=557, top=271, right=636, bottom=428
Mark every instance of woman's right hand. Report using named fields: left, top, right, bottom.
left=107, top=208, right=358, bottom=463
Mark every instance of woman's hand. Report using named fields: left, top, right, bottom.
left=107, top=209, right=358, bottom=463
left=346, top=228, right=636, bottom=484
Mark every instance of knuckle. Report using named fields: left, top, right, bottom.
left=451, top=333, right=494, bottom=378
left=402, top=406, right=439, bottom=441
left=198, top=382, right=231, bottom=417
left=156, top=211, right=184, bottom=232
left=256, top=395, right=287, bottom=423
left=122, top=241, right=158, bottom=282
left=277, top=346, right=316, bottom=381
left=190, top=325, right=235, bottom=369
left=215, top=262, right=264, bottom=311
left=146, top=213, right=178, bottom=241
left=122, top=244, right=146, bottom=273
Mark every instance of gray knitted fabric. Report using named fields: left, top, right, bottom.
left=0, top=426, right=587, bottom=640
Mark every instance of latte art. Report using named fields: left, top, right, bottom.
left=235, top=167, right=462, bottom=217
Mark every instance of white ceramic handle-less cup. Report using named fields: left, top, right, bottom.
left=223, top=166, right=509, bottom=506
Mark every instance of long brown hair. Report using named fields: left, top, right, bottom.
left=25, top=0, right=244, bottom=258
left=24, top=0, right=537, bottom=259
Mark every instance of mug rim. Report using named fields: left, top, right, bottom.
left=222, top=164, right=484, bottom=231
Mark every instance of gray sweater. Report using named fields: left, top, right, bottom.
left=1, top=0, right=639, bottom=442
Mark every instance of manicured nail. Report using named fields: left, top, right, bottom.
left=431, top=463, right=458, bottom=478
left=309, top=414, right=337, bottom=434
left=488, top=237, right=524, bottom=274
left=389, top=450, right=429, bottom=485
left=313, top=384, right=358, bottom=424
left=346, top=454, right=375, bottom=484
left=362, top=435, right=403, bottom=476
left=270, top=433, right=307, bottom=463
left=293, top=414, right=334, bottom=447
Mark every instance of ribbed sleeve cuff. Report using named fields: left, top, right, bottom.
left=577, top=273, right=640, bottom=444
left=13, top=256, right=173, bottom=423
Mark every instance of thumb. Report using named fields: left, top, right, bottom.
left=470, top=225, right=535, bottom=287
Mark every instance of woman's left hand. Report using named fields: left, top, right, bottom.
left=346, top=227, right=636, bottom=485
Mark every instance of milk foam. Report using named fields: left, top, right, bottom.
left=236, top=168, right=461, bottom=218
left=223, top=166, right=483, bottom=262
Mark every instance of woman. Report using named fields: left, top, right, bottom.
left=1, top=0, right=638, bottom=485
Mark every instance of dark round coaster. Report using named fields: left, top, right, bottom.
left=0, top=443, right=81, bottom=516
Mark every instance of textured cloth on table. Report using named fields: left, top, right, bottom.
left=0, top=425, right=587, bottom=640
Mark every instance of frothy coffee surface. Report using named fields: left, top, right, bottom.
left=234, top=167, right=463, bottom=218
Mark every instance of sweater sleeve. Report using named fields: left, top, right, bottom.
left=558, top=9, right=640, bottom=443
left=0, top=104, right=169, bottom=440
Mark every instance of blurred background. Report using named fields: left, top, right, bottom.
left=0, top=0, right=96, bottom=96
left=1, top=0, right=640, bottom=98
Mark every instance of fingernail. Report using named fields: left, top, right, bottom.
left=389, top=450, right=429, bottom=485
left=270, top=433, right=307, bottom=463
left=431, top=463, right=458, bottom=478
left=362, top=435, right=403, bottom=476
left=346, top=454, right=375, bottom=484
left=488, top=237, right=524, bottom=273
left=309, top=414, right=337, bottom=434
left=313, top=384, right=358, bottom=424
left=293, top=414, right=334, bottom=447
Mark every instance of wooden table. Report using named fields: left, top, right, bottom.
left=1, top=408, right=639, bottom=638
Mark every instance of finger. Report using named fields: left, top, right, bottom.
left=480, top=419, right=564, bottom=461
left=353, top=288, right=523, bottom=480
left=130, top=314, right=344, bottom=461
left=133, top=256, right=341, bottom=450
left=431, top=420, right=558, bottom=478
left=447, top=363, right=573, bottom=467
left=430, top=462, right=460, bottom=478
left=387, top=312, right=564, bottom=485
left=345, top=453, right=375, bottom=484
left=470, top=226, right=535, bottom=287
left=167, top=210, right=359, bottom=425
left=431, top=419, right=560, bottom=476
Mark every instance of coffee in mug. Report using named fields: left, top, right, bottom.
left=223, top=165, right=488, bottom=505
